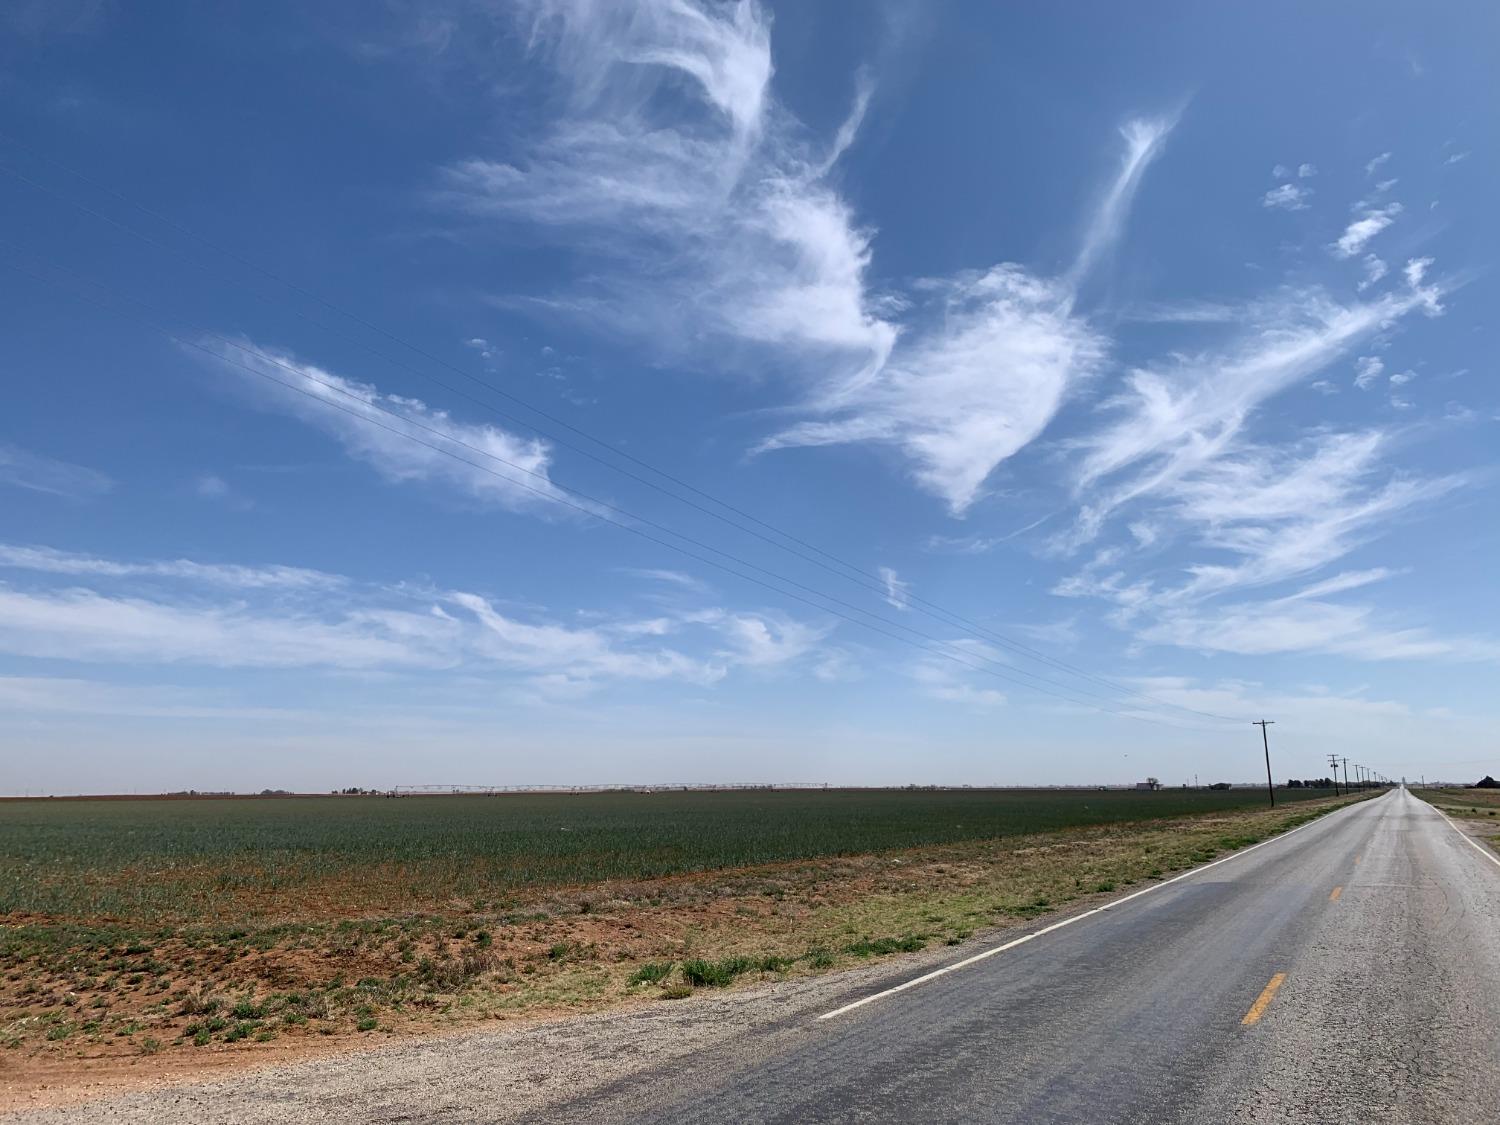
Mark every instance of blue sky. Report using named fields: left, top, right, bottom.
left=1, top=0, right=1495, bottom=793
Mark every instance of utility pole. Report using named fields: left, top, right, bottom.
left=1328, top=753, right=1342, bottom=796
left=1340, top=756, right=1351, bottom=794
left=1253, top=720, right=1276, bottom=807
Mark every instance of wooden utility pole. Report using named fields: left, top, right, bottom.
left=1253, top=720, right=1275, bottom=807
left=1328, top=753, right=1342, bottom=796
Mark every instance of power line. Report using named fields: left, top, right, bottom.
left=4, top=253, right=1231, bottom=731
left=0, top=144, right=1244, bottom=726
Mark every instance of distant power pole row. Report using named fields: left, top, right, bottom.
left=1249, top=724, right=1395, bottom=808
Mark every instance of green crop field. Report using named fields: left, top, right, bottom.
left=0, top=787, right=1333, bottom=924
left=1, top=787, right=1356, bottom=1066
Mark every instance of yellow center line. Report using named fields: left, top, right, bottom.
left=1329, top=885, right=1342, bottom=901
left=1241, top=972, right=1287, bottom=1026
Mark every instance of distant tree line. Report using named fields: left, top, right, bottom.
left=1284, top=778, right=1337, bottom=788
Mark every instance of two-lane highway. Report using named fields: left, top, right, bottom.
left=546, top=789, right=1500, bottom=1124
left=10, top=790, right=1499, bottom=1124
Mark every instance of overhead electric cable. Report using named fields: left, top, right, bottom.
left=0, top=144, right=1243, bottom=723
left=3, top=251, right=1228, bottom=732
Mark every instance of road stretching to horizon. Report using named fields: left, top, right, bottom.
left=10, top=788, right=1500, bottom=1124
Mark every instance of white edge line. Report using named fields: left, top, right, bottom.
left=1417, top=792, right=1500, bottom=871
left=816, top=794, right=1384, bottom=1021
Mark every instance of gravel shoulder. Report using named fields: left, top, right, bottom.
left=0, top=919, right=1035, bottom=1123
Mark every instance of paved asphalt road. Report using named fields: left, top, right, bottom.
left=11, top=789, right=1500, bottom=1124
left=545, top=788, right=1500, bottom=1124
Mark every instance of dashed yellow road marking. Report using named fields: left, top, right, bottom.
left=1329, top=885, right=1342, bottom=901
left=1241, top=973, right=1287, bottom=1026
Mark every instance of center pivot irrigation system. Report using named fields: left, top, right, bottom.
left=387, top=783, right=830, bottom=796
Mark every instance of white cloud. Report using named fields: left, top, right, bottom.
left=0, top=676, right=317, bottom=722
left=1297, top=163, right=1317, bottom=178
left=1262, top=183, right=1312, bottom=211
left=440, top=0, right=895, bottom=387
left=1011, top=616, right=1081, bottom=648
left=1356, top=254, right=1387, bottom=291
left=911, top=639, right=1006, bottom=707
left=1055, top=422, right=1481, bottom=663
left=198, top=339, right=572, bottom=514
left=1137, top=598, right=1500, bottom=662
left=0, top=543, right=345, bottom=590
left=1388, top=369, right=1415, bottom=387
left=1120, top=300, right=1239, bottom=324
left=1271, top=164, right=1290, bottom=178
left=0, top=544, right=835, bottom=692
left=1310, top=379, right=1338, bottom=395
left=879, top=566, right=910, bottom=610
left=196, top=474, right=230, bottom=499
left=1155, top=431, right=1461, bottom=600
left=1404, top=256, right=1433, bottom=287
left=0, top=584, right=449, bottom=670
left=1365, top=151, right=1392, bottom=176
left=1444, top=151, right=1470, bottom=166
left=708, top=609, right=831, bottom=668
left=443, top=6, right=1174, bottom=515
left=1332, top=203, right=1402, bottom=259
left=811, top=647, right=861, bottom=682
left=451, top=591, right=721, bottom=686
left=757, top=113, right=1170, bottom=515
left=619, top=568, right=707, bottom=592
left=1065, top=116, right=1177, bottom=293
left=1353, top=355, right=1384, bottom=389
left=1286, top=568, right=1397, bottom=600
left=1070, top=286, right=1438, bottom=540
left=762, top=266, right=1107, bottom=513
left=0, top=443, right=113, bottom=500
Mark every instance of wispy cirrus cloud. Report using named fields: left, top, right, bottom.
left=197, top=339, right=572, bottom=514
left=442, top=0, right=894, bottom=384
left=0, top=542, right=345, bottom=590
left=1262, top=183, right=1312, bottom=211
left=1067, top=283, right=1442, bottom=545
left=1157, top=431, right=1462, bottom=600
left=1136, top=598, right=1500, bottom=662
left=0, top=584, right=448, bottom=670
left=1357, top=254, right=1387, bottom=291
left=879, top=566, right=910, bottom=610
left=762, top=118, right=1171, bottom=513
left=442, top=0, right=1174, bottom=515
left=1353, top=355, right=1384, bottom=390
left=1064, top=116, right=1177, bottom=293
left=910, top=638, right=1007, bottom=707
left=0, top=443, right=113, bottom=500
left=1054, top=424, right=1486, bottom=663
left=0, top=543, right=835, bottom=693
left=1332, top=202, right=1402, bottom=259
left=760, top=266, right=1108, bottom=513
